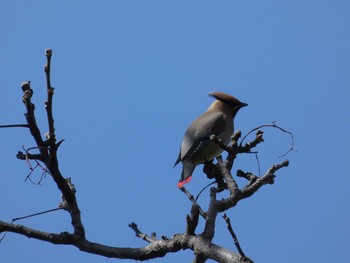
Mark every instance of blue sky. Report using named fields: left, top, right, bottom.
left=1, top=1, right=349, bottom=262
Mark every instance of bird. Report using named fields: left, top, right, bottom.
left=174, top=92, right=248, bottom=188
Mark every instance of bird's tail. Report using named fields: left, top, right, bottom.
left=177, top=176, right=192, bottom=188
left=177, top=161, right=195, bottom=188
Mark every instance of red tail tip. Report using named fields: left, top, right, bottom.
left=177, top=176, right=192, bottom=188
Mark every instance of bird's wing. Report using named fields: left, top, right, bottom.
left=173, top=150, right=182, bottom=168
left=180, top=112, right=226, bottom=162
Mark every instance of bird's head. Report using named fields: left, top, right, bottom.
left=208, top=91, right=248, bottom=116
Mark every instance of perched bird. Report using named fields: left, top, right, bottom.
left=174, top=92, right=247, bottom=187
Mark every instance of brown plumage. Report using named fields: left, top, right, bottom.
left=174, top=92, right=247, bottom=187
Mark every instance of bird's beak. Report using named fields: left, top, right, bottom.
left=240, top=102, right=248, bottom=108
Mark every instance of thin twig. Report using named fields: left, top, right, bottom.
left=0, top=231, right=7, bottom=242
left=44, top=48, right=55, bottom=139
left=222, top=214, right=247, bottom=258
left=20, top=145, right=50, bottom=184
left=180, top=187, right=206, bottom=218
left=236, top=170, right=258, bottom=187
left=12, top=207, right=64, bottom=223
left=195, top=181, right=217, bottom=201
left=0, top=124, right=29, bottom=128
left=24, top=163, right=39, bottom=184
left=253, top=152, right=261, bottom=176
left=0, top=206, right=61, bottom=241
left=239, top=122, right=295, bottom=158
left=238, top=130, right=264, bottom=154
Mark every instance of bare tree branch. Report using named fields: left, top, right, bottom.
left=21, top=81, right=48, bottom=159
left=0, top=220, right=248, bottom=262
left=1, top=49, right=291, bottom=263
left=222, top=214, right=249, bottom=260
left=180, top=187, right=207, bottom=218
left=0, top=124, right=29, bottom=128
left=11, top=208, right=64, bottom=222
left=217, top=160, right=289, bottom=212
left=44, top=48, right=55, bottom=140
left=202, top=188, right=218, bottom=240
left=186, top=204, right=200, bottom=235
left=240, top=160, right=289, bottom=199
left=129, top=222, right=157, bottom=243
left=217, top=156, right=240, bottom=196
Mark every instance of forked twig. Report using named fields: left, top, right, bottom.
left=128, top=222, right=157, bottom=243
left=19, top=145, right=50, bottom=185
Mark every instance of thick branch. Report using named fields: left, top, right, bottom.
left=186, top=204, right=200, bottom=235
left=21, top=81, right=48, bottom=159
left=201, top=188, right=218, bottom=240
left=0, top=220, right=247, bottom=262
left=217, top=156, right=240, bottom=197
left=0, top=221, right=73, bottom=244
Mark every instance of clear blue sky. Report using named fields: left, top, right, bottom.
left=1, top=1, right=349, bottom=262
